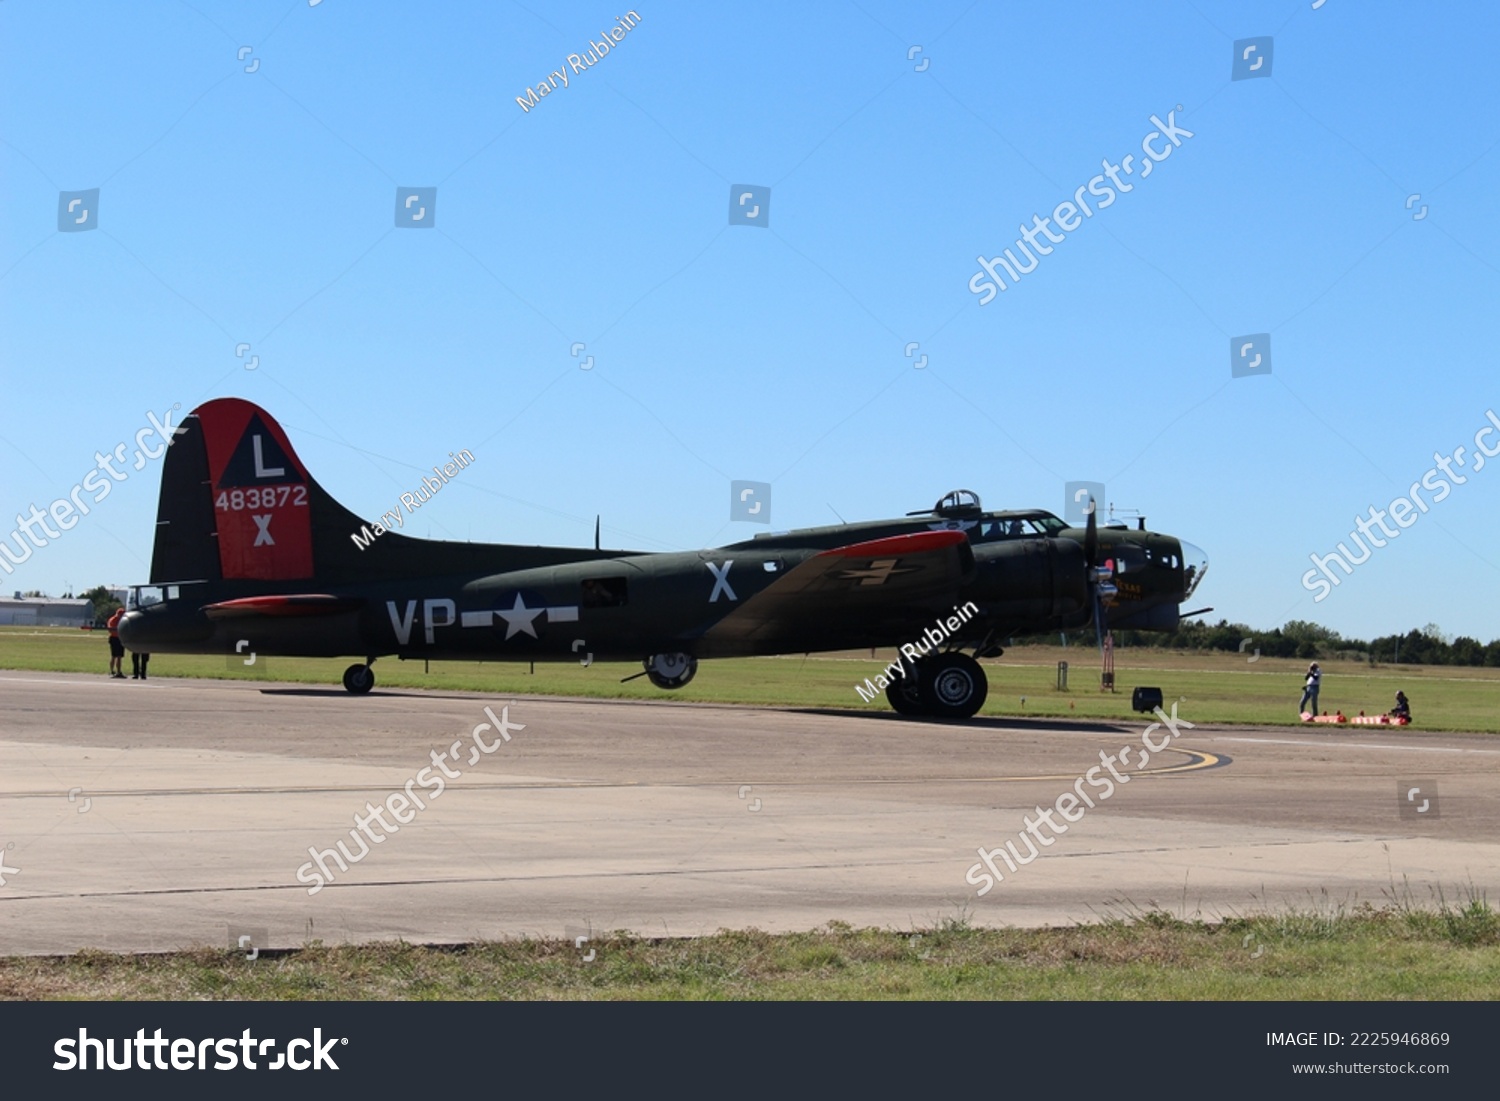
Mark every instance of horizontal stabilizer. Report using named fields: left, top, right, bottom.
left=202, top=594, right=366, bottom=619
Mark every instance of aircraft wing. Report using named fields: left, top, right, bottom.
left=700, top=530, right=973, bottom=645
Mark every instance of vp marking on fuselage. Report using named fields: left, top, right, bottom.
left=389, top=595, right=581, bottom=646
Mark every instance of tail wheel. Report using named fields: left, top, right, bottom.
left=919, top=653, right=987, bottom=719
left=644, top=652, right=697, bottom=690
left=342, top=663, right=375, bottom=694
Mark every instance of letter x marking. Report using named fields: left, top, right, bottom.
left=252, top=513, right=275, bottom=546
left=706, top=560, right=737, bottom=602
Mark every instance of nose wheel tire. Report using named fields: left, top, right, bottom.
left=917, top=653, right=987, bottom=719
left=342, top=663, right=375, bottom=694
left=644, top=652, right=697, bottom=690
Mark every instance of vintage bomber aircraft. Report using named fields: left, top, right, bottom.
left=120, top=398, right=1208, bottom=719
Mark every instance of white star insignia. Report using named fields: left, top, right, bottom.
left=496, top=593, right=544, bottom=640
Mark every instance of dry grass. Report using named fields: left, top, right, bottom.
left=4, top=894, right=1498, bottom=1001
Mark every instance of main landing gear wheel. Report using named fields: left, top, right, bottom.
left=342, top=663, right=375, bottom=694
left=644, top=652, right=697, bottom=690
left=885, top=663, right=925, bottom=715
left=917, top=653, right=988, bottom=720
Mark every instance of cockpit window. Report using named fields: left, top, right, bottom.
left=975, top=514, right=1067, bottom=541
left=979, top=519, right=1025, bottom=539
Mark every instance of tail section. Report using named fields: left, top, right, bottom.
left=149, top=398, right=622, bottom=586
left=152, top=398, right=320, bottom=582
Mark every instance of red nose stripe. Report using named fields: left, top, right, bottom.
left=819, top=529, right=968, bottom=558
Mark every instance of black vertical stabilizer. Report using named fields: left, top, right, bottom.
left=149, top=411, right=221, bottom=583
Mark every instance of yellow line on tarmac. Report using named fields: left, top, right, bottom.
left=800, top=746, right=1228, bottom=785
left=0, top=751, right=1228, bottom=801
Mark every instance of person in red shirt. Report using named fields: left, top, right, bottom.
left=107, top=606, right=125, bottom=678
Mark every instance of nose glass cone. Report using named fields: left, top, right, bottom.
left=1179, top=541, right=1209, bottom=600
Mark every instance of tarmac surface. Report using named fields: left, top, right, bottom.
left=1, top=670, right=1497, bottom=955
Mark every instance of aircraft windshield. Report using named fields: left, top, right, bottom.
left=975, top=516, right=1061, bottom=541
left=129, top=585, right=179, bottom=609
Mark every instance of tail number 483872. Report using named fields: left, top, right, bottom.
left=216, top=485, right=307, bottom=511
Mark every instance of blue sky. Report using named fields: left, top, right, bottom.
left=3, top=0, right=1498, bottom=642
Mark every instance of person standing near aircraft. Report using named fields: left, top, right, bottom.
left=1298, top=661, right=1321, bottom=716
left=106, top=606, right=126, bottom=678
left=130, top=649, right=151, bottom=680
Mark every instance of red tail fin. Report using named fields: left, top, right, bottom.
left=197, top=400, right=316, bottom=580
left=150, top=398, right=316, bottom=582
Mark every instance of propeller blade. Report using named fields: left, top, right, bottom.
left=1083, top=498, right=1105, bottom=651
left=1084, top=499, right=1098, bottom=568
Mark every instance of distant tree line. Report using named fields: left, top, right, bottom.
left=79, top=585, right=122, bottom=626
left=1018, top=620, right=1500, bottom=667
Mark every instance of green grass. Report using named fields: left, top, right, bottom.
left=5, top=897, right=1499, bottom=1000
left=5, top=626, right=1496, bottom=732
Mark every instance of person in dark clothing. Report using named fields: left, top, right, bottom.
left=1298, top=662, right=1321, bottom=715
left=131, top=650, right=151, bottom=680
left=1391, top=691, right=1410, bottom=721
